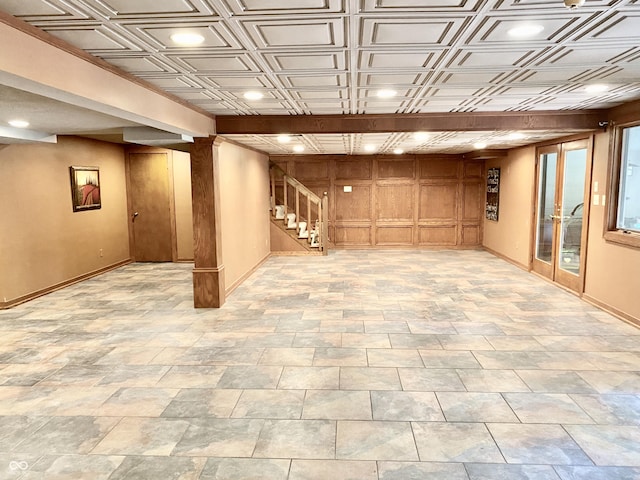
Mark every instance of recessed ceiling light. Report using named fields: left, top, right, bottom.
left=393, top=148, right=404, bottom=155
left=277, top=134, right=291, bottom=144
left=376, top=89, right=397, bottom=98
left=170, top=32, right=205, bottom=46
left=413, top=131, right=429, bottom=141
left=8, top=119, right=29, bottom=128
left=364, top=144, right=376, bottom=152
left=585, top=84, right=609, bottom=94
left=474, top=142, right=487, bottom=149
left=507, top=132, right=526, bottom=140
left=293, top=145, right=305, bottom=153
left=507, top=24, right=544, bottom=38
left=243, top=91, right=264, bottom=100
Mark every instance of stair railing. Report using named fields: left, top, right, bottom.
left=270, top=162, right=328, bottom=255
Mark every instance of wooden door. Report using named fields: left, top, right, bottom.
left=127, top=152, right=173, bottom=262
left=532, top=139, right=591, bottom=292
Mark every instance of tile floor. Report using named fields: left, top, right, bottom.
left=0, top=249, right=639, bottom=479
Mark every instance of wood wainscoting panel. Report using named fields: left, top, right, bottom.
left=334, top=226, right=372, bottom=246
left=462, top=225, right=481, bottom=245
left=420, top=158, right=460, bottom=179
left=271, top=154, right=483, bottom=248
left=335, top=158, right=372, bottom=180
left=462, top=182, right=483, bottom=222
left=419, top=184, right=457, bottom=221
left=418, top=226, right=458, bottom=246
left=376, top=226, right=414, bottom=246
left=376, top=184, right=414, bottom=221
left=464, top=161, right=483, bottom=179
left=335, top=184, right=371, bottom=221
left=293, top=159, right=330, bottom=181
left=378, top=159, right=415, bottom=179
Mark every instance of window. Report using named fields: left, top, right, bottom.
left=606, top=122, right=640, bottom=248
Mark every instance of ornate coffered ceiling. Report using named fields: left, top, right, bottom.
left=1, top=0, right=639, bottom=154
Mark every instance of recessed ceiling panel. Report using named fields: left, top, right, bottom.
left=176, top=54, right=258, bottom=72
left=467, top=14, right=591, bottom=45
left=222, top=0, right=344, bottom=15
left=102, top=56, right=169, bottom=73
left=92, top=0, right=200, bottom=16
left=585, top=12, right=640, bottom=42
left=263, top=51, right=346, bottom=72
left=41, top=26, right=131, bottom=51
left=360, top=51, right=440, bottom=69
left=360, top=0, right=478, bottom=12
left=283, top=74, right=345, bottom=87
left=134, top=23, right=241, bottom=50
left=242, top=18, right=346, bottom=48
left=448, top=48, right=536, bottom=68
left=361, top=17, right=464, bottom=46
left=0, top=0, right=69, bottom=17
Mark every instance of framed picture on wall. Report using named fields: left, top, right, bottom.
left=486, top=167, right=500, bottom=221
left=70, top=166, right=101, bottom=212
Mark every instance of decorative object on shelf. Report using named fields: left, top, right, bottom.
left=486, top=167, right=500, bottom=221
left=69, top=166, right=101, bottom=212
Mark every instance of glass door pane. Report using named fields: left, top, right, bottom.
left=535, top=152, right=557, bottom=263
left=558, top=148, right=587, bottom=275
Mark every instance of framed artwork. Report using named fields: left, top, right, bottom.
left=70, top=166, right=101, bottom=212
left=486, top=167, right=500, bottom=221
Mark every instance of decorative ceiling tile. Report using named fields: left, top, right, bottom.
left=0, top=0, right=70, bottom=17
left=174, top=54, right=259, bottom=73
left=241, top=17, right=346, bottom=49
left=359, top=50, right=442, bottom=70
left=360, top=16, right=465, bottom=47
left=360, top=0, right=482, bottom=13
left=220, top=0, right=344, bottom=15
left=263, top=51, right=346, bottom=72
left=40, top=25, right=133, bottom=51
left=283, top=74, right=346, bottom=88
left=130, top=23, right=242, bottom=50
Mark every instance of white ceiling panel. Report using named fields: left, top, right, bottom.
left=360, top=17, right=466, bottom=47
left=2, top=0, right=639, bottom=153
left=241, top=18, right=346, bottom=49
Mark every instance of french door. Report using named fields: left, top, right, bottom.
left=532, top=139, right=591, bottom=292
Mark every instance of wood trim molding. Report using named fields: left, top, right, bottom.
left=217, top=111, right=606, bottom=135
left=0, top=259, right=132, bottom=310
left=225, top=253, right=271, bottom=297
left=483, top=246, right=530, bottom=272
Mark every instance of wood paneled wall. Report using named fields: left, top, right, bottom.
left=272, top=155, right=484, bottom=248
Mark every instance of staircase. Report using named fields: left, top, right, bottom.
left=270, top=162, right=328, bottom=255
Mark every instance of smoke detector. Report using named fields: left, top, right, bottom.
left=564, top=0, right=586, bottom=9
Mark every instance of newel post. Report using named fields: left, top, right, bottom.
left=190, top=136, right=225, bottom=308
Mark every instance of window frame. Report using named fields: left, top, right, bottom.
left=605, top=120, right=640, bottom=248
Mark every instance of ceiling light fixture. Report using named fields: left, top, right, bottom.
left=393, top=148, right=404, bottom=155
left=507, top=24, right=544, bottom=38
left=8, top=119, right=29, bottom=128
left=585, top=84, right=609, bottom=94
left=170, top=32, right=205, bottom=46
left=277, top=134, right=291, bottom=143
left=474, top=142, right=487, bottom=149
left=364, top=144, right=376, bottom=152
left=376, top=89, right=397, bottom=98
left=507, top=132, right=526, bottom=140
left=243, top=91, right=264, bottom=100
left=413, top=131, right=429, bottom=141
left=293, top=145, right=305, bottom=153
left=564, top=0, right=585, bottom=9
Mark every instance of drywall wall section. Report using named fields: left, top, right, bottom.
left=218, top=141, right=270, bottom=293
left=483, top=146, right=536, bottom=268
left=0, top=136, right=130, bottom=305
left=172, top=151, right=194, bottom=261
left=584, top=131, right=640, bottom=322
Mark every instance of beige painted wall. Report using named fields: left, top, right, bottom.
left=483, top=146, right=536, bottom=268
left=583, top=131, right=640, bottom=321
left=0, top=136, right=130, bottom=304
left=172, top=151, right=194, bottom=261
left=219, top=142, right=271, bottom=292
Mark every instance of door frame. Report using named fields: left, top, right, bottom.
left=531, top=137, right=593, bottom=294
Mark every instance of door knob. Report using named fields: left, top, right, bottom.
left=132, top=212, right=139, bottom=222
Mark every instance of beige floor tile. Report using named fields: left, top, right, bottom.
left=253, top=419, right=336, bottom=459
left=302, top=390, right=372, bottom=420
left=289, top=460, right=378, bottom=480
left=336, top=420, right=418, bottom=461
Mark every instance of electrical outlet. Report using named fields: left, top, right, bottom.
left=99, top=249, right=103, bottom=257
